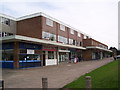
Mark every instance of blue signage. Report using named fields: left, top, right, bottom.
left=19, top=42, right=42, bottom=50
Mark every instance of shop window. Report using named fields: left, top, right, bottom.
left=60, top=24, right=65, bottom=31
left=2, top=49, right=13, bottom=61
left=48, top=51, right=54, bottom=59
left=19, top=54, right=40, bottom=61
left=46, top=18, right=53, bottom=27
left=20, top=49, right=27, bottom=53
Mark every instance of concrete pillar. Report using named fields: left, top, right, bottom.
left=57, top=51, right=59, bottom=65
left=66, top=52, right=69, bottom=62
left=45, top=51, right=48, bottom=59
left=100, top=51, right=103, bottom=59
left=40, top=51, right=43, bottom=67
left=13, top=42, right=19, bottom=69
left=54, top=51, right=56, bottom=59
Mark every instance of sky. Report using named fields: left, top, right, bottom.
left=0, top=0, right=119, bottom=49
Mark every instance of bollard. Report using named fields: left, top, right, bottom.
left=85, top=76, right=92, bottom=90
left=0, top=80, right=4, bottom=90
left=42, top=77, right=48, bottom=89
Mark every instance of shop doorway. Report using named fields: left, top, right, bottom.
left=59, top=52, right=68, bottom=63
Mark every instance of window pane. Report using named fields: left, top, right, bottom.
left=60, top=24, right=65, bottom=31
left=48, top=51, right=54, bottom=59
left=42, top=31, right=56, bottom=41
left=70, top=29, right=74, bottom=34
left=46, top=18, right=53, bottom=27
left=78, top=33, right=81, bottom=37
left=58, top=35, right=68, bottom=44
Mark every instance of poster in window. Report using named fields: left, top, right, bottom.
left=27, top=49, right=34, bottom=54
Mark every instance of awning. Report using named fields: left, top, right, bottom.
left=2, top=35, right=86, bottom=50
left=42, top=49, right=57, bottom=51
left=86, top=46, right=112, bottom=52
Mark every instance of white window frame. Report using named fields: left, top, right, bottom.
left=70, top=29, right=74, bottom=34
left=84, top=35, right=87, bottom=39
left=78, top=33, right=81, bottom=37
left=60, top=24, right=65, bottom=31
left=46, top=18, right=53, bottom=27
left=3, top=32, right=7, bottom=37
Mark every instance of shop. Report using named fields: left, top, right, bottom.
left=19, top=42, right=42, bottom=68
left=2, top=42, right=14, bottom=68
left=58, top=48, right=70, bottom=63
left=2, top=42, right=42, bottom=68
left=83, top=47, right=112, bottom=60
left=42, top=45, right=57, bottom=66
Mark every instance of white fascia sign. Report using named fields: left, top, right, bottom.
left=27, top=49, right=35, bottom=54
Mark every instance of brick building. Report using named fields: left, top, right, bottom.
left=83, top=38, right=111, bottom=60
left=0, top=12, right=112, bottom=69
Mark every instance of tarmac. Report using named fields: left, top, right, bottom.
left=2, top=57, right=113, bottom=88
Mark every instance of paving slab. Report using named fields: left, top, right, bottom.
left=2, top=58, right=113, bottom=88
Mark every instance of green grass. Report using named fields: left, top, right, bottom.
left=63, top=60, right=119, bottom=88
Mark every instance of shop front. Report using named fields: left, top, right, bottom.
left=2, top=42, right=14, bottom=68
left=19, top=42, right=42, bottom=68
left=58, top=49, right=70, bottom=63
left=42, top=45, right=57, bottom=66
left=84, top=46, right=112, bottom=60
left=69, top=48, right=83, bottom=62
left=2, top=42, right=42, bottom=68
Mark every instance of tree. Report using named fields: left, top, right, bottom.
left=109, top=47, right=117, bottom=56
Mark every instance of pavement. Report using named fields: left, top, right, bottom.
left=2, top=57, right=113, bottom=88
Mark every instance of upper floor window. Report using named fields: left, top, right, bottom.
left=0, top=32, right=13, bottom=37
left=80, top=42, right=82, bottom=46
left=70, top=29, right=74, bottom=34
left=78, top=33, right=81, bottom=37
left=69, top=39, right=73, bottom=45
left=46, top=18, right=53, bottom=27
left=1, top=17, right=10, bottom=26
left=60, top=24, right=65, bottom=31
left=84, top=35, right=87, bottom=39
left=58, top=35, right=68, bottom=44
left=42, top=31, right=56, bottom=41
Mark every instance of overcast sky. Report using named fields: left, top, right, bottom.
left=0, top=0, right=119, bottom=49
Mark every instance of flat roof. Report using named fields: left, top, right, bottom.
left=0, top=13, right=16, bottom=21
left=2, top=35, right=86, bottom=50
left=86, top=46, right=112, bottom=52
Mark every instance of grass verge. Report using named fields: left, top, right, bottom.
left=63, top=60, right=119, bottom=88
